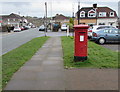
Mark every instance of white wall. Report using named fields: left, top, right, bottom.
left=97, top=18, right=118, bottom=27
left=118, top=1, right=120, bottom=18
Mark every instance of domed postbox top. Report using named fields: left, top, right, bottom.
left=74, top=25, right=89, bottom=29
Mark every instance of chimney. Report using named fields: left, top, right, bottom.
left=93, top=4, right=97, bottom=9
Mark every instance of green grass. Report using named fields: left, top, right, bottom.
left=61, top=36, right=119, bottom=69
left=2, top=36, right=49, bottom=89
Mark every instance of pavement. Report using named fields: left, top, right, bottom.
left=4, top=37, right=65, bottom=90
left=4, top=36, right=118, bottom=91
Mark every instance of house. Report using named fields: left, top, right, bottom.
left=0, top=13, right=28, bottom=27
left=118, top=1, right=120, bottom=18
left=0, top=16, right=2, bottom=27
left=52, top=14, right=70, bottom=24
left=118, top=1, right=120, bottom=28
left=75, top=4, right=118, bottom=27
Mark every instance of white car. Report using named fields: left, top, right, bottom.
left=88, top=25, right=116, bottom=38
left=39, top=25, right=46, bottom=31
left=61, top=24, right=67, bottom=31
left=88, top=27, right=92, bottom=39
left=14, top=26, right=21, bottom=32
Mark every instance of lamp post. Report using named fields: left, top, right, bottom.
left=72, top=3, right=75, bottom=36
left=78, top=1, right=80, bottom=25
left=45, top=2, right=47, bottom=36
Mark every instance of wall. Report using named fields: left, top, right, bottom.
left=97, top=18, right=118, bottom=27
left=118, top=1, right=120, bottom=18
left=74, top=18, right=97, bottom=25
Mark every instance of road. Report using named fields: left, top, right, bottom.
left=1, top=28, right=67, bottom=55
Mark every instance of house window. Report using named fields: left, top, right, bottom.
left=80, top=11, right=85, bottom=17
left=110, top=12, right=114, bottom=17
left=99, top=12, right=106, bottom=17
left=88, top=10, right=96, bottom=17
left=13, top=19, right=15, bottom=21
left=99, top=23, right=105, bottom=25
left=8, top=19, right=10, bottom=21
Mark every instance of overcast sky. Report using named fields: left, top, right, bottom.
left=0, top=0, right=119, bottom=18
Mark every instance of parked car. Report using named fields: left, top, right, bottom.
left=92, top=28, right=120, bottom=44
left=88, top=27, right=92, bottom=39
left=13, top=26, right=21, bottom=32
left=20, top=26, right=25, bottom=31
left=61, top=24, right=67, bottom=31
left=39, top=25, right=46, bottom=31
left=88, top=25, right=116, bottom=38
left=25, top=26, right=31, bottom=29
left=52, top=23, right=60, bottom=32
left=23, top=26, right=29, bottom=30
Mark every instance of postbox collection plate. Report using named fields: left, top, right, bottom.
left=80, top=35, right=84, bottom=41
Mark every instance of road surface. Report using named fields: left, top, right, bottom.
left=1, top=28, right=67, bottom=55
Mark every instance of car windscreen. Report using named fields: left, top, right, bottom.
left=14, top=26, right=19, bottom=28
left=97, top=26, right=115, bottom=30
left=62, top=25, right=67, bottom=27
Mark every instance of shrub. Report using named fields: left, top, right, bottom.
left=1, top=25, right=11, bottom=32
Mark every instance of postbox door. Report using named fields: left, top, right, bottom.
left=78, top=32, right=87, bottom=56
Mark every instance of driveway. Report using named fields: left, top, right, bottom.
left=101, top=43, right=119, bottom=52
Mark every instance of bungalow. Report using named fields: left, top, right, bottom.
left=52, top=14, right=70, bottom=24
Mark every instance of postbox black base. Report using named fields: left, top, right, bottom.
left=74, top=56, right=87, bottom=62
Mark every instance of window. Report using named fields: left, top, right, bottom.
left=99, top=23, right=105, bottom=25
left=80, top=11, right=85, bottom=17
left=110, top=12, right=114, bottom=17
left=13, top=19, right=15, bottom=21
left=104, top=29, right=117, bottom=34
left=99, top=12, right=106, bottom=17
left=88, top=10, right=96, bottom=17
left=104, top=29, right=109, bottom=33
left=111, top=29, right=118, bottom=34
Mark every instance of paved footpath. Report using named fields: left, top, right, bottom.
left=4, top=37, right=65, bottom=90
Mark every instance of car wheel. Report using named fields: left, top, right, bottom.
left=98, top=38, right=105, bottom=44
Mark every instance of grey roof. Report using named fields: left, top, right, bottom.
left=1, top=13, right=21, bottom=19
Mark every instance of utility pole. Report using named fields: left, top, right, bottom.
left=51, top=2, right=52, bottom=31
left=78, top=1, right=80, bottom=25
left=45, top=2, right=47, bottom=36
left=72, top=3, right=75, bottom=36
left=72, top=3, right=74, bottom=24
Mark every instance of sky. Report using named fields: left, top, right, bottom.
left=0, top=0, right=119, bottom=18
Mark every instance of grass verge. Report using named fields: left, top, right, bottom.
left=2, top=36, right=49, bottom=88
left=61, top=36, right=119, bottom=68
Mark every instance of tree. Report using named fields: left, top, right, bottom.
left=69, top=18, right=74, bottom=25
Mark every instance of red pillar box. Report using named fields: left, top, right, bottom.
left=74, top=25, right=89, bottom=61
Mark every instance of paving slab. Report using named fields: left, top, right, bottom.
left=4, top=37, right=65, bottom=90
left=65, top=68, right=118, bottom=90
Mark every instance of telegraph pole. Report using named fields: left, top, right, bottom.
left=72, top=3, right=75, bottom=36
left=45, top=2, right=47, bottom=36
left=78, top=1, right=80, bottom=25
left=72, top=3, right=74, bottom=25
left=51, top=2, right=52, bottom=31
